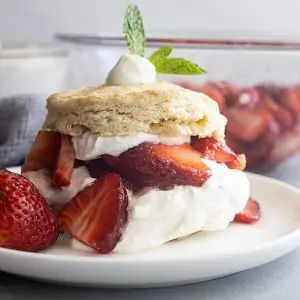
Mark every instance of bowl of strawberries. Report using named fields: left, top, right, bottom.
left=179, top=81, right=300, bottom=172
left=166, top=39, right=300, bottom=173
left=57, top=35, right=300, bottom=175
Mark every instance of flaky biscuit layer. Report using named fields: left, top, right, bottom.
left=43, top=81, right=226, bottom=138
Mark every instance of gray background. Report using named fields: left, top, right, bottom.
left=2, top=0, right=300, bottom=43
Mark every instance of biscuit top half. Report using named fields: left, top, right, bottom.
left=43, top=80, right=227, bottom=139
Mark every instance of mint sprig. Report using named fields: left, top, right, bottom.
left=123, top=4, right=146, bottom=57
left=152, top=57, right=206, bottom=75
left=148, top=46, right=173, bottom=62
left=148, top=46, right=206, bottom=75
left=123, top=4, right=206, bottom=75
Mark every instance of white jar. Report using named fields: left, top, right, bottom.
left=0, top=43, right=68, bottom=98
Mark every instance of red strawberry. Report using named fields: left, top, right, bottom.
left=278, top=86, right=300, bottom=117
left=214, top=81, right=238, bottom=104
left=226, top=154, right=246, bottom=171
left=197, top=83, right=225, bottom=110
left=256, top=84, right=283, bottom=100
left=267, top=128, right=300, bottom=165
left=225, top=108, right=272, bottom=142
left=258, top=93, right=294, bottom=130
left=102, top=143, right=212, bottom=189
left=22, top=131, right=60, bottom=173
left=86, top=158, right=139, bottom=192
left=52, top=134, right=76, bottom=188
left=191, top=137, right=237, bottom=163
left=232, top=88, right=260, bottom=108
left=59, top=173, right=128, bottom=254
left=234, top=197, right=261, bottom=224
left=86, top=158, right=110, bottom=178
left=240, top=120, right=279, bottom=164
left=225, top=133, right=244, bottom=154
left=0, top=169, right=58, bottom=251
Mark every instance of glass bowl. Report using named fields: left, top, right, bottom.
left=0, top=42, right=68, bottom=98
left=57, top=34, right=300, bottom=178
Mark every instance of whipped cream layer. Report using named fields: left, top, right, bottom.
left=23, top=167, right=95, bottom=206
left=71, top=160, right=249, bottom=253
left=72, top=132, right=191, bottom=160
left=23, top=131, right=249, bottom=254
left=115, top=159, right=249, bottom=253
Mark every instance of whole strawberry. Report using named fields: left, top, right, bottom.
left=0, top=169, right=58, bottom=252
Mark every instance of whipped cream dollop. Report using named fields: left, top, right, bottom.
left=72, top=132, right=191, bottom=160
left=71, top=160, right=249, bottom=253
left=105, top=53, right=156, bottom=85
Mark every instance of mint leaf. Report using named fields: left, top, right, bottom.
left=123, top=4, right=146, bottom=56
left=152, top=57, right=206, bottom=75
left=122, top=4, right=206, bottom=75
left=148, top=46, right=173, bottom=62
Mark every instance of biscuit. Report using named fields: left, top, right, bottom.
left=43, top=81, right=227, bottom=138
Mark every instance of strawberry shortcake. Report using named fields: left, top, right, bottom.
left=20, top=4, right=260, bottom=254
left=20, top=50, right=255, bottom=254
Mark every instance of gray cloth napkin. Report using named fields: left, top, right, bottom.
left=0, top=95, right=47, bottom=168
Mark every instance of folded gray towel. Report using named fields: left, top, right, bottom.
left=0, top=95, right=47, bottom=168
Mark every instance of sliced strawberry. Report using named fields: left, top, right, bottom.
left=278, top=86, right=300, bottom=117
left=102, top=143, right=212, bottom=189
left=22, top=131, right=60, bottom=173
left=256, top=84, right=283, bottom=100
left=52, top=134, right=76, bottom=188
left=226, top=154, right=246, bottom=171
left=267, top=128, right=300, bottom=165
left=234, top=198, right=261, bottom=224
left=258, top=93, right=294, bottom=130
left=243, top=155, right=265, bottom=171
left=241, top=120, right=279, bottom=162
left=86, top=158, right=110, bottom=178
left=226, top=119, right=279, bottom=170
left=214, top=81, right=238, bottom=103
left=59, top=173, right=128, bottom=253
left=191, top=137, right=237, bottom=163
left=225, top=133, right=244, bottom=154
left=225, top=108, right=272, bottom=142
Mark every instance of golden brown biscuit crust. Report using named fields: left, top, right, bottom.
left=43, top=81, right=226, bottom=138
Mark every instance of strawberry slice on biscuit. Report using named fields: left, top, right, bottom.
left=103, top=143, right=212, bottom=189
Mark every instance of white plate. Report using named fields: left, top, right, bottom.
left=1, top=166, right=300, bottom=288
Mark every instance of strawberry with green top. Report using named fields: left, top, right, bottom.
left=0, top=169, right=58, bottom=252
